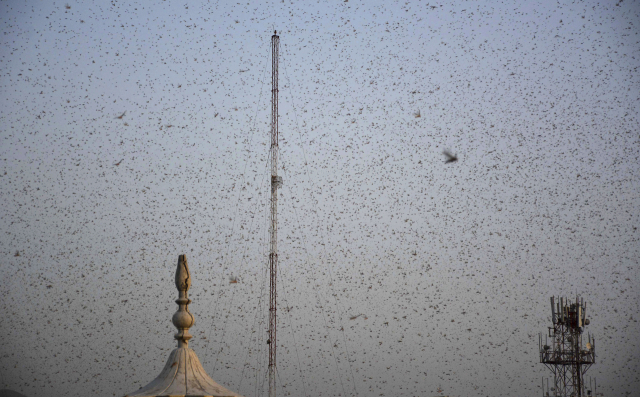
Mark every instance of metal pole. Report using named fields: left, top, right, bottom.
left=268, top=30, right=280, bottom=397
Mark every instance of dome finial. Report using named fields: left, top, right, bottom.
left=172, top=254, right=194, bottom=347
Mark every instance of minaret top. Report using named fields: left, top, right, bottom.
left=124, top=254, right=244, bottom=397
left=172, top=254, right=194, bottom=348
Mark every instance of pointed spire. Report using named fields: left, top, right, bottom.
left=172, top=254, right=194, bottom=348
left=124, top=254, right=244, bottom=397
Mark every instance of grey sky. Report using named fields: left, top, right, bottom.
left=1, top=0, right=639, bottom=396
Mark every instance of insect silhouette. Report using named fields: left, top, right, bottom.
left=443, top=150, right=458, bottom=164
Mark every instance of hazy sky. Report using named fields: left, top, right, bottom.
left=1, top=0, right=639, bottom=396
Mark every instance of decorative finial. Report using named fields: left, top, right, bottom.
left=172, top=254, right=194, bottom=348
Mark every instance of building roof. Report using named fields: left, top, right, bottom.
left=126, top=347, right=242, bottom=397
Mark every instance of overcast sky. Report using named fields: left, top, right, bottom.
left=1, top=0, right=639, bottom=396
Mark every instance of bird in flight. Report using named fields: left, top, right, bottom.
left=443, top=150, right=458, bottom=164
left=116, top=111, right=126, bottom=119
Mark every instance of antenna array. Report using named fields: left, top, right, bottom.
left=539, top=296, right=596, bottom=397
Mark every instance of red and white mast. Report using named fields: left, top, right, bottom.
left=268, top=30, right=280, bottom=397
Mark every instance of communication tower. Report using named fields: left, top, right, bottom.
left=539, top=296, right=596, bottom=397
left=268, top=30, right=280, bottom=397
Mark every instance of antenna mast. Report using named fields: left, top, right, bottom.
left=268, top=30, right=281, bottom=397
left=539, top=296, right=596, bottom=397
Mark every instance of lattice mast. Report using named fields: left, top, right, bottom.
left=268, top=30, right=281, bottom=397
left=539, top=296, right=596, bottom=397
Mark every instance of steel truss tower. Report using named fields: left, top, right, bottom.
left=539, top=296, right=596, bottom=397
left=268, top=30, right=281, bottom=397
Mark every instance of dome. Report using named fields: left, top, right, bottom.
left=126, top=347, right=242, bottom=397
